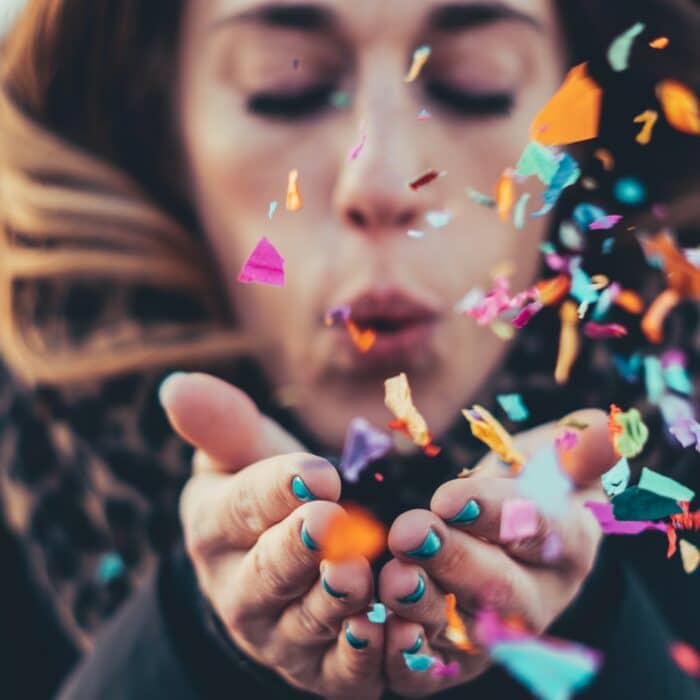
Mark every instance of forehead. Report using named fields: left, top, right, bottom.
left=196, top=0, right=560, bottom=41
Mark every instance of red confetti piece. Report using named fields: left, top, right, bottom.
left=583, top=322, right=628, bottom=339
left=409, top=169, right=441, bottom=190
left=670, top=642, right=700, bottom=677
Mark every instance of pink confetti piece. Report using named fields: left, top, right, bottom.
left=583, top=322, right=628, bottom=339
left=589, top=214, right=623, bottom=230
left=500, top=498, right=539, bottom=542
left=512, top=300, right=543, bottom=328
left=348, top=123, right=367, bottom=161
left=555, top=428, right=579, bottom=451
left=585, top=501, right=668, bottom=535
left=431, top=660, right=460, bottom=678
left=237, top=237, right=285, bottom=287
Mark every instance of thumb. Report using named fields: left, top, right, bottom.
left=158, top=372, right=303, bottom=471
left=555, top=408, right=618, bottom=487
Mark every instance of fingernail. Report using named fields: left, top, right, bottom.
left=322, top=576, right=348, bottom=599
left=345, top=624, right=368, bottom=650
left=401, top=633, right=423, bottom=654
left=292, top=476, right=318, bottom=502
left=448, top=499, right=481, bottom=525
left=397, top=575, right=425, bottom=604
left=404, top=529, right=441, bottom=559
left=301, top=523, right=319, bottom=551
left=158, top=372, right=187, bottom=409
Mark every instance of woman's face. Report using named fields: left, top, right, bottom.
left=177, top=0, right=567, bottom=450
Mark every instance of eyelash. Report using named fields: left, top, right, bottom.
left=246, top=81, right=514, bottom=119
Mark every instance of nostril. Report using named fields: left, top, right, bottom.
left=347, top=209, right=368, bottom=228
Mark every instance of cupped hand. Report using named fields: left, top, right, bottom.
left=379, top=409, right=615, bottom=698
left=160, top=373, right=384, bottom=700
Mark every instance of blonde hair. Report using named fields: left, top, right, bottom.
left=0, top=88, right=254, bottom=387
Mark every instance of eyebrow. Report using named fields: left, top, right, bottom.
left=209, top=2, right=542, bottom=35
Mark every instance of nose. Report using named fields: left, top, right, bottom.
left=332, top=69, right=436, bottom=235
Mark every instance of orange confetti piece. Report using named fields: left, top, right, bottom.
left=346, top=320, right=377, bottom=353
left=649, top=36, right=669, bottom=49
left=613, top=289, right=644, bottom=314
left=633, top=109, right=659, bottom=145
left=608, top=404, right=624, bottom=456
left=286, top=169, right=303, bottom=211
left=593, top=148, right=615, bottom=171
left=495, top=169, right=515, bottom=221
left=536, top=274, right=572, bottom=306
left=530, top=62, right=602, bottom=146
left=656, top=80, right=700, bottom=135
left=405, top=45, right=432, bottom=83
left=555, top=300, right=580, bottom=385
left=445, top=593, right=479, bottom=654
left=320, top=504, right=387, bottom=562
left=641, top=232, right=700, bottom=298
left=641, top=289, right=681, bottom=344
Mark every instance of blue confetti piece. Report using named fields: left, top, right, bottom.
left=572, top=203, right=607, bottom=231
left=531, top=153, right=580, bottom=219
left=601, top=237, right=615, bottom=254
left=612, top=353, right=641, bottom=382
left=367, top=602, right=387, bottom=624
left=268, top=201, right=278, bottom=219
left=497, top=394, right=530, bottom=422
left=643, top=356, right=666, bottom=405
left=570, top=265, right=600, bottom=305
left=613, top=177, right=646, bottom=206
left=96, top=552, right=125, bottom=584
left=601, top=457, right=631, bottom=497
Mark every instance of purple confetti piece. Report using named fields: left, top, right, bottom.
left=339, top=417, right=393, bottom=483
left=589, top=214, right=623, bottom=230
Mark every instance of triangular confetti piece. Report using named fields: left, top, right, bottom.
left=237, top=237, right=285, bottom=286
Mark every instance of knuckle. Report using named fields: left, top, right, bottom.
left=296, top=599, right=338, bottom=641
left=251, top=538, right=299, bottom=602
left=228, top=484, right=265, bottom=538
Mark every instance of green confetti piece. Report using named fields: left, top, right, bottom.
left=638, top=467, right=695, bottom=503
left=607, top=22, right=645, bottom=72
left=466, top=187, right=496, bottom=208
left=513, top=193, right=531, bottom=230
left=515, top=142, right=559, bottom=184
left=613, top=408, right=649, bottom=458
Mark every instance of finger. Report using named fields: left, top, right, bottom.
left=276, top=557, right=374, bottom=646
left=379, top=558, right=446, bottom=640
left=387, top=510, right=539, bottom=624
left=431, top=477, right=588, bottom=567
left=159, top=372, right=302, bottom=471
left=229, top=501, right=347, bottom=625
left=320, top=612, right=384, bottom=700
left=180, top=452, right=340, bottom=553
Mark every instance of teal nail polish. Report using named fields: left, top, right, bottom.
left=158, top=372, right=187, bottom=409
left=405, top=529, right=441, bottom=559
left=401, top=634, right=423, bottom=655
left=398, top=575, right=425, bottom=604
left=301, top=523, right=319, bottom=551
left=292, top=476, right=317, bottom=502
left=345, top=624, right=368, bottom=650
left=448, top=499, right=481, bottom=525
left=322, top=576, right=348, bottom=599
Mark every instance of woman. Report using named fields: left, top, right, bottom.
left=0, top=0, right=698, bottom=698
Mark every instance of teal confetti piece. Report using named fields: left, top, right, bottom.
left=612, top=486, right=683, bottom=521
left=515, top=142, right=559, bottom=184
left=601, top=457, right=630, bottom=497
left=497, top=393, right=530, bottom=422
left=643, top=356, right=666, bottom=405
left=638, top=467, right=695, bottom=503
left=607, top=22, right=645, bottom=72
left=466, top=187, right=496, bottom=207
left=367, top=602, right=387, bottom=624
left=513, top=193, right=531, bottom=230
left=268, top=201, right=278, bottom=219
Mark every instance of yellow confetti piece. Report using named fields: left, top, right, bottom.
left=656, top=80, right=700, bottom=135
left=445, top=593, right=479, bottom=654
left=555, top=300, right=580, bottom=385
left=633, top=109, right=659, bottom=145
left=385, top=373, right=433, bottom=449
left=462, top=405, right=525, bottom=468
left=405, top=45, right=431, bottom=83
left=286, top=169, right=303, bottom=211
left=649, top=36, right=669, bottom=49
left=679, top=539, right=700, bottom=574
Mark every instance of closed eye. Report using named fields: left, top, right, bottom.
left=247, top=83, right=336, bottom=119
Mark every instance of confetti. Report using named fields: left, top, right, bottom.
left=649, top=36, right=670, bottom=49
left=601, top=457, right=631, bottom=497
left=638, top=467, right=695, bottom=503
left=237, top=237, right=285, bottom=287
left=642, top=289, right=680, bottom=343
left=633, top=109, right=659, bottom=145
left=513, top=193, right=531, bottom=230
left=679, top=539, right=700, bottom=574
left=669, top=418, right=700, bottom=451
left=641, top=232, right=700, bottom=298
left=339, top=417, right=392, bottom=483
left=555, top=301, right=580, bottom=385
left=268, top=200, right=278, bottom=219
left=407, top=229, right=426, bottom=239
left=445, top=593, right=478, bottom=653
left=405, top=45, right=431, bottom=83
left=515, top=141, right=559, bottom=184
left=530, top=152, right=581, bottom=217
left=609, top=405, right=649, bottom=458
left=462, top=405, right=525, bottom=467
left=286, top=169, right=303, bottom=211
left=385, top=373, right=440, bottom=455
left=409, top=169, right=442, bottom=190
left=466, top=186, right=497, bottom=207
left=425, top=210, right=452, bottom=228
left=612, top=486, right=682, bottom=521
left=495, top=169, right=516, bottom=221
left=573, top=203, right=607, bottom=231
left=330, top=91, right=352, bottom=109
left=500, top=498, right=539, bottom=541
left=367, top=602, right=387, bottom=624
left=417, top=108, right=432, bottom=120
left=585, top=501, right=668, bottom=535
left=431, top=661, right=460, bottom=678
left=320, top=504, right=386, bottom=562
left=346, top=320, right=377, bottom=353
left=589, top=214, right=623, bottom=230
left=655, top=80, right=700, bottom=135
left=593, top=148, right=615, bottom=171
left=613, top=176, right=646, bottom=205
left=324, top=304, right=351, bottom=326
left=555, top=429, right=579, bottom=451
left=530, top=62, right=602, bottom=146
left=583, top=322, right=628, bottom=339
left=497, top=394, right=530, bottom=422
left=348, top=122, right=367, bottom=161
left=607, top=22, right=645, bottom=72
left=670, top=642, right=700, bottom=677
left=518, top=445, right=573, bottom=519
